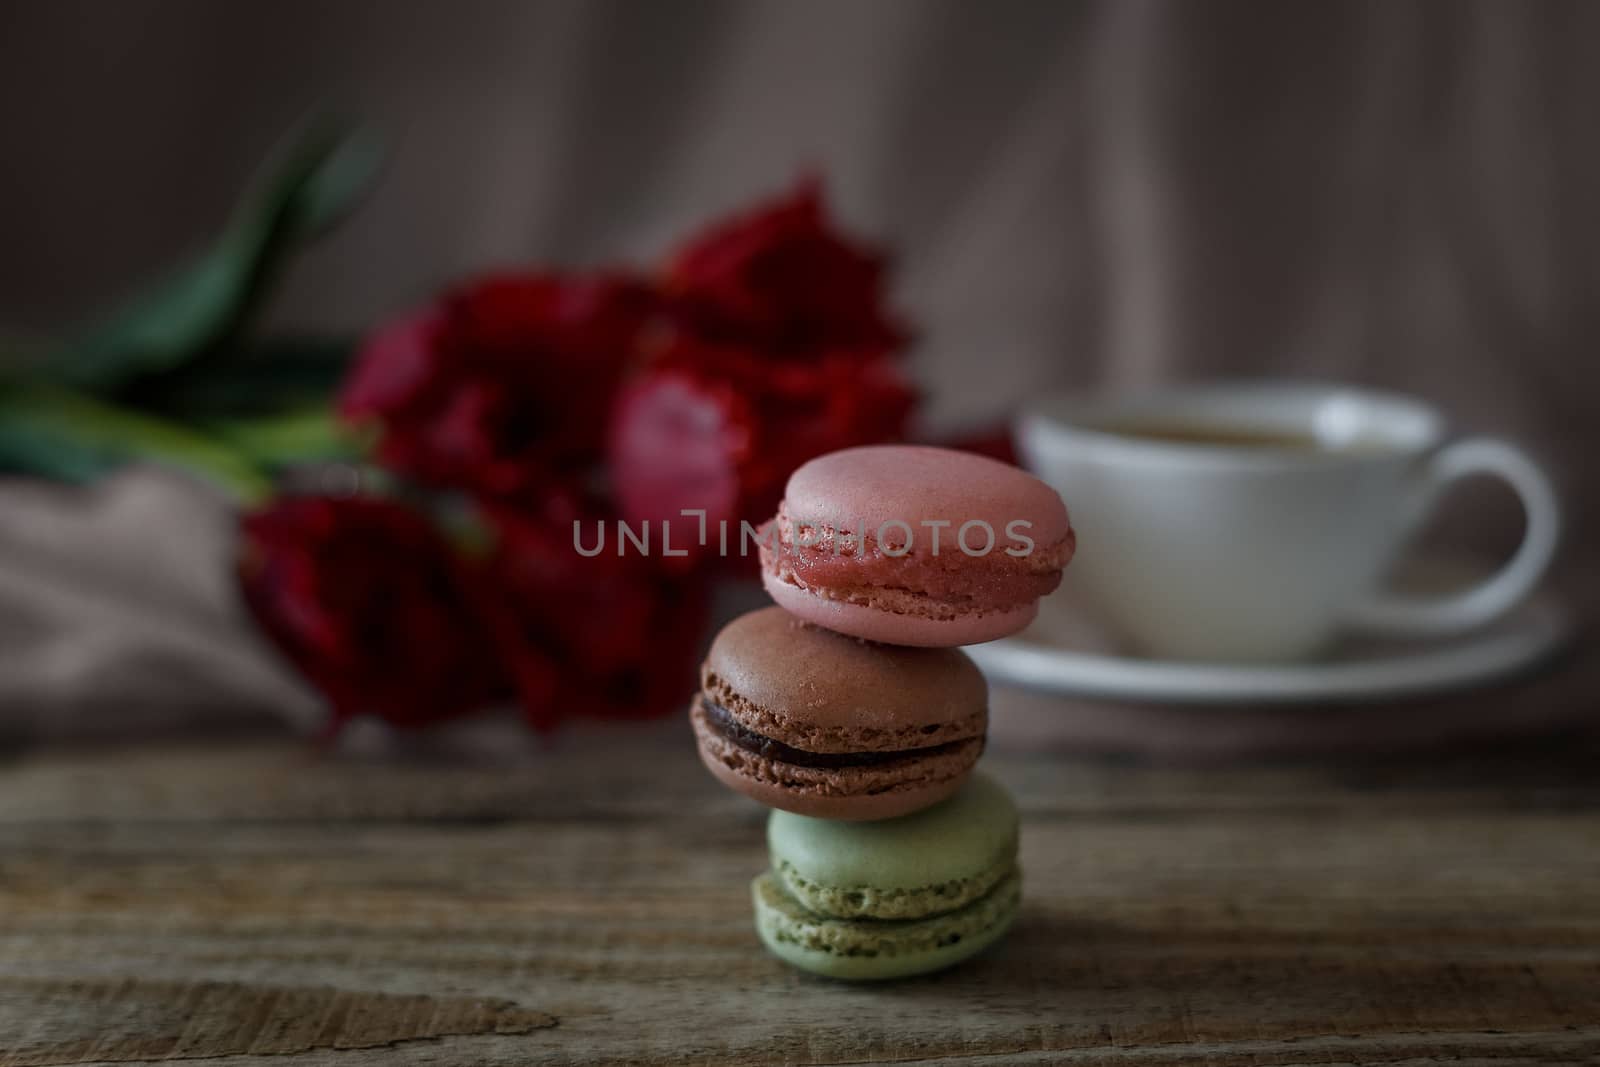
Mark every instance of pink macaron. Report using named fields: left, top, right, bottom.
left=758, top=445, right=1074, bottom=646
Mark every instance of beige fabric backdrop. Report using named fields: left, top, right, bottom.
left=0, top=0, right=1594, bottom=743
left=4, top=2, right=1595, bottom=431
left=6, top=0, right=1597, bottom=542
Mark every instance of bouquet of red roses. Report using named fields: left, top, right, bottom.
left=0, top=117, right=919, bottom=737
left=240, top=179, right=918, bottom=735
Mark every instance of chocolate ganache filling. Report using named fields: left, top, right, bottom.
left=702, top=700, right=971, bottom=769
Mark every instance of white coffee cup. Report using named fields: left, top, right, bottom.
left=1017, top=382, right=1560, bottom=662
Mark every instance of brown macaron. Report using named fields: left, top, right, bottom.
left=690, top=606, right=988, bottom=821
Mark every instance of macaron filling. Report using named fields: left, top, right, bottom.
left=702, top=700, right=968, bottom=770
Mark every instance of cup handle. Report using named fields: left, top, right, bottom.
left=1345, top=438, right=1561, bottom=637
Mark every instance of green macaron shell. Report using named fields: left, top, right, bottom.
left=766, top=772, right=1019, bottom=921
left=775, top=855, right=1011, bottom=922
left=752, top=774, right=1023, bottom=980
left=753, top=868, right=1022, bottom=981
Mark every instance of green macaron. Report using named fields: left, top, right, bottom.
left=752, top=772, right=1021, bottom=980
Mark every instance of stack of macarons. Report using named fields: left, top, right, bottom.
left=690, top=444, right=1074, bottom=980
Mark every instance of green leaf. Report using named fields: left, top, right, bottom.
left=0, top=381, right=271, bottom=503
left=123, top=336, right=354, bottom=421
left=204, top=407, right=364, bottom=471
left=284, top=124, right=385, bottom=237
left=56, top=117, right=382, bottom=392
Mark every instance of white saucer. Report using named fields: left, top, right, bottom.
left=968, top=573, right=1576, bottom=706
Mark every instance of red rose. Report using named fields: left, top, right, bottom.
left=607, top=369, right=750, bottom=555
left=608, top=356, right=921, bottom=563
left=610, top=180, right=919, bottom=547
left=665, top=177, right=908, bottom=355
left=340, top=272, right=656, bottom=501
left=238, top=496, right=508, bottom=732
left=610, top=344, right=917, bottom=554
left=474, top=496, right=709, bottom=730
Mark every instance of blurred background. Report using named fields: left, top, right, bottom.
left=0, top=0, right=1594, bottom=748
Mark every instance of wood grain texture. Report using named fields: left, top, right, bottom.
left=0, top=979, right=554, bottom=1064
left=0, top=718, right=1598, bottom=1066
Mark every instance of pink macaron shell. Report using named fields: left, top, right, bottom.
left=782, top=445, right=1071, bottom=547
left=762, top=566, right=1039, bottom=646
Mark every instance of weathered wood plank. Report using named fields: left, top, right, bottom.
left=0, top=979, right=554, bottom=1065
left=0, top=726, right=1597, bottom=1065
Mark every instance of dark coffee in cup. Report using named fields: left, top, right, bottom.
left=1092, top=420, right=1387, bottom=454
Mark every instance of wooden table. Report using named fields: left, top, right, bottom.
left=1, top=714, right=1598, bottom=1066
